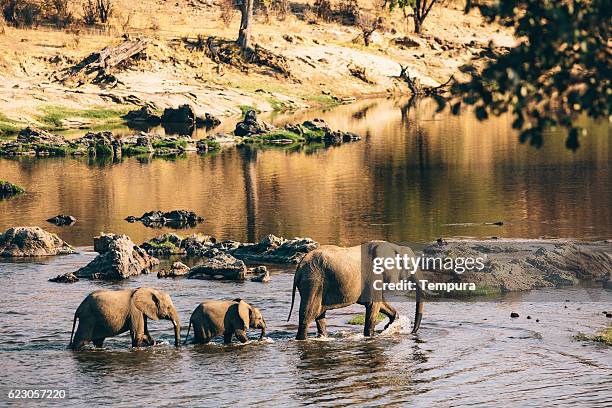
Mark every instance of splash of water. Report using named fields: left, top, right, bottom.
left=380, top=315, right=412, bottom=336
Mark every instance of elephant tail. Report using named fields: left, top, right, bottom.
left=69, top=312, right=78, bottom=347
left=287, top=257, right=304, bottom=322
left=184, top=317, right=192, bottom=345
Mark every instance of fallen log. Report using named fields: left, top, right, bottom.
left=60, top=38, right=149, bottom=87
left=397, top=64, right=453, bottom=96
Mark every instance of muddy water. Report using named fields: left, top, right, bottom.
left=0, top=99, right=611, bottom=406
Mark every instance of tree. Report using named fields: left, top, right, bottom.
left=449, top=0, right=610, bottom=150
left=383, top=0, right=438, bottom=34
left=237, top=0, right=254, bottom=52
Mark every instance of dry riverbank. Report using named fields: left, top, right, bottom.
left=0, top=0, right=514, bottom=136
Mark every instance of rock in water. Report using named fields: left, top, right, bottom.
left=142, top=233, right=185, bottom=255
left=188, top=254, right=247, bottom=280
left=196, top=113, right=221, bottom=129
left=250, top=266, right=270, bottom=283
left=17, top=126, right=65, bottom=145
left=126, top=210, right=204, bottom=228
left=75, top=234, right=159, bottom=280
left=161, top=104, right=196, bottom=124
left=158, top=261, right=190, bottom=278
left=49, top=272, right=79, bottom=283
left=232, top=234, right=318, bottom=264
left=0, top=226, right=75, bottom=257
left=0, top=181, right=25, bottom=199
left=46, top=214, right=77, bottom=226
left=123, top=106, right=161, bottom=125
left=510, top=312, right=519, bottom=318
left=234, top=110, right=274, bottom=136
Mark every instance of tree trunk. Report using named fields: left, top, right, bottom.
left=237, top=0, right=254, bottom=52
left=413, top=15, right=421, bottom=34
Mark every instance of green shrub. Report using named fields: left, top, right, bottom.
left=347, top=312, right=386, bottom=325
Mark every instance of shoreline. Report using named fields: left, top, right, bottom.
left=0, top=3, right=514, bottom=137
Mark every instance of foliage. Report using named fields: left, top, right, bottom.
left=240, top=104, right=260, bottom=115
left=46, top=0, right=73, bottom=28
left=36, top=106, right=126, bottom=129
left=0, top=180, right=25, bottom=197
left=96, top=0, right=112, bottom=23
left=574, top=327, right=612, bottom=346
left=313, top=0, right=332, bottom=21
left=347, top=313, right=386, bottom=325
left=383, top=0, right=438, bottom=33
left=82, top=0, right=97, bottom=25
left=337, top=0, right=359, bottom=24
left=0, top=113, right=21, bottom=137
left=1, top=0, right=42, bottom=27
left=450, top=0, right=610, bottom=150
left=357, top=14, right=383, bottom=46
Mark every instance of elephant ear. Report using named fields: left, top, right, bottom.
left=131, top=288, right=160, bottom=320
left=236, top=300, right=250, bottom=331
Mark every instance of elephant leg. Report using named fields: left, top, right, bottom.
left=71, top=320, right=94, bottom=350
left=223, top=332, right=233, bottom=345
left=130, top=313, right=148, bottom=347
left=297, top=286, right=322, bottom=340
left=144, top=317, right=155, bottom=346
left=380, top=301, right=398, bottom=330
left=92, top=338, right=105, bottom=348
left=364, top=302, right=382, bottom=337
left=234, top=330, right=249, bottom=343
left=193, top=323, right=206, bottom=344
left=315, top=311, right=328, bottom=337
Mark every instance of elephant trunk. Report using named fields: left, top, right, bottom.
left=412, top=285, right=423, bottom=334
left=170, top=311, right=181, bottom=347
left=259, top=320, right=266, bottom=340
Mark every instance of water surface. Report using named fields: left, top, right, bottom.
left=0, top=99, right=610, bottom=406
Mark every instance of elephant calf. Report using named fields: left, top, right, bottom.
left=69, top=287, right=181, bottom=350
left=185, top=299, right=266, bottom=344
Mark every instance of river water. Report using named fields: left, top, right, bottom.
left=0, top=99, right=610, bottom=406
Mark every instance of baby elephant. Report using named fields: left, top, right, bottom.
left=69, top=287, right=181, bottom=350
left=186, top=298, right=266, bottom=344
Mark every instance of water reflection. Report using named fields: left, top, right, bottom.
left=0, top=98, right=609, bottom=248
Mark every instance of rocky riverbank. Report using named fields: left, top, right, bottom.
left=2, top=226, right=609, bottom=293
left=421, top=239, right=612, bottom=296
left=0, top=114, right=360, bottom=161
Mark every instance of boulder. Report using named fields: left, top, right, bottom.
left=49, top=272, right=79, bottom=283
left=46, top=214, right=77, bottom=226
left=196, top=113, right=221, bottom=129
left=161, top=104, right=196, bottom=124
left=0, top=181, right=25, bottom=199
left=188, top=254, right=247, bottom=280
left=126, top=210, right=204, bottom=229
left=250, top=265, right=270, bottom=283
left=123, top=106, right=161, bottom=125
left=182, top=233, right=217, bottom=256
left=75, top=234, right=159, bottom=280
left=422, top=239, right=612, bottom=293
left=392, top=36, right=425, bottom=48
left=158, top=261, right=190, bottom=278
left=231, top=234, right=318, bottom=264
left=234, top=110, right=274, bottom=137
left=141, top=233, right=185, bottom=256
left=17, top=127, right=66, bottom=145
left=510, top=312, right=519, bottom=318
left=0, top=226, right=75, bottom=257
left=301, top=118, right=361, bottom=144
left=81, top=131, right=119, bottom=158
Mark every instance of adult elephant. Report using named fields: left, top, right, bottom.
left=69, top=287, right=181, bottom=350
left=288, top=241, right=426, bottom=340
